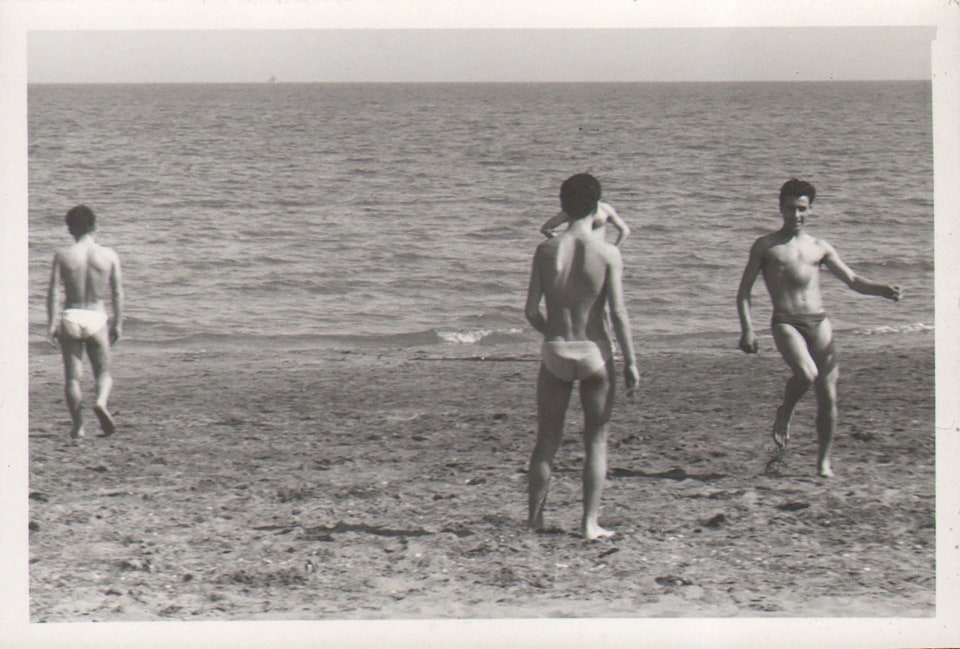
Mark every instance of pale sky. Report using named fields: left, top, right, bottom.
left=27, top=27, right=934, bottom=83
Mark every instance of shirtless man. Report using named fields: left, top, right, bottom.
left=46, top=205, right=124, bottom=439
left=736, top=179, right=901, bottom=477
left=525, top=173, right=639, bottom=540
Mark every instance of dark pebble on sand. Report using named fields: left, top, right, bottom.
left=703, top=513, right=726, bottom=528
left=655, top=575, right=694, bottom=587
left=777, top=501, right=810, bottom=512
left=29, top=491, right=48, bottom=502
left=29, top=521, right=39, bottom=532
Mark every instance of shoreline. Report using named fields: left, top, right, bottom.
left=25, top=320, right=936, bottom=357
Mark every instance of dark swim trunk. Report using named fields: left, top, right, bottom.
left=771, top=312, right=828, bottom=345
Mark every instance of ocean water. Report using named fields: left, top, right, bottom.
left=27, top=82, right=934, bottom=353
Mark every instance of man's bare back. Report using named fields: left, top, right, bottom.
left=533, top=227, right=616, bottom=345
left=47, top=205, right=123, bottom=439
left=54, top=238, right=120, bottom=310
left=525, top=174, right=638, bottom=541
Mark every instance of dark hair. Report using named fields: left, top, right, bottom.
left=560, top=173, right=601, bottom=220
left=779, top=179, right=816, bottom=209
left=65, top=204, right=96, bottom=237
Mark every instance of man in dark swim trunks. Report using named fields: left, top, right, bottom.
left=524, top=173, right=639, bottom=540
left=736, top=179, right=902, bottom=477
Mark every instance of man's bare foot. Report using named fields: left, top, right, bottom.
left=818, top=461, right=834, bottom=478
left=94, top=404, right=116, bottom=436
left=70, top=426, right=86, bottom=440
left=528, top=513, right=545, bottom=533
left=583, top=524, right=615, bottom=541
left=528, top=495, right=548, bottom=533
left=772, top=406, right=791, bottom=448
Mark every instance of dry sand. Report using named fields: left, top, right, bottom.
left=27, top=332, right=935, bottom=621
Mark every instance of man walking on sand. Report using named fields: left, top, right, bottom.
left=525, top=173, right=639, bottom=541
left=47, top=204, right=124, bottom=439
left=736, top=179, right=902, bottom=477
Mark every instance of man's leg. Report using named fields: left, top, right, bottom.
left=86, top=328, right=116, bottom=436
left=528, top=364, right=573, bottom=532
left=579, top=360, right=615, bottom=541
left=771, top=324, right=819, bottom=448
left=808, top=320, right=839, bottom=477
left=60, top=338, right=86, bottom=438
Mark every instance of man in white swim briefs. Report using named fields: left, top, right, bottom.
left=524, top=173, right=639, bottom=541
left=47, top=205, right=124, bottom=439
left=736, top=179, right=902, bottom=477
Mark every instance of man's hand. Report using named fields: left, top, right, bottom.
left=884, top=285, right=903, bottom=302
left=110, top=324, right=122, bottom=346
left=47, top=324, right=59, bottom=348
left=624, top=364, right=639, bottom=395
left=739, top=332, right=759, bottom=354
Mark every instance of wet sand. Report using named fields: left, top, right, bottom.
left=27, top=332, right=935, bottom=621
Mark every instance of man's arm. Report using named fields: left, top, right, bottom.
left=46, top=253, right=61, bottom=346
left=540, top=211, right=568, bottom=238
left=605, top=247, right=639, bottom=391
left=821, top=241, right=903, bottom=301
left=601, top=203, right=631, bottom=246
left=109, top=251, right=124, bottom=345
left=736, top=239, right=764, bottom=353
left=524, top=248, right=546, bottom=334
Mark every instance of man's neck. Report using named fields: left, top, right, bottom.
left=777, top=226, right=803, bottom=241
left=568, top=216, right=595, bottom=235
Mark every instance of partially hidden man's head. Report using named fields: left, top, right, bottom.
left=560, top=173, right=601, bottom=220
left=66, top=204, right=96, bottom=239
left=779, top=178, right=816, bottom=211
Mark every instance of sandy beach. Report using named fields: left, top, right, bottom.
left=27, top=331, right=935, bottom=621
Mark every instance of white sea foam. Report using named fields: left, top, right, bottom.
left=437, top=329, right=493, bottom=344
left=852, top=323, right=934, bottom=336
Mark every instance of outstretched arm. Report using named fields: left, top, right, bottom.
left=600, top=203, right=631, bottom=246
left=525, top=249, right=546, bottom=334
left=605, top=248, right=639, bottom=392
left=736, top=240, right=764, bottom=353
left=822, top=242, right=903, bottom=301
left=109, top=252, right=125, bottom=345
left=540, top=211, right=569, bottom=238
left=46, top=254, right=62, bottom=346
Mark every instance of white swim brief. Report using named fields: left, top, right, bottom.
left=540, top=340, right=612, bottom=382
left=59, top=308, right=108, bottom=340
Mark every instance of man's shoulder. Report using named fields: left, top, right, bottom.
left=599, top=239, right=621, bottom=260
left=55, top=243, right=81, bottom=260
left=749, top=232, right=777, bottom=253
left=92, top=242, right=120, bottom=260
left=807, top=231, right=831, bottom=246
left=535, top=237, right=560, bottom=254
